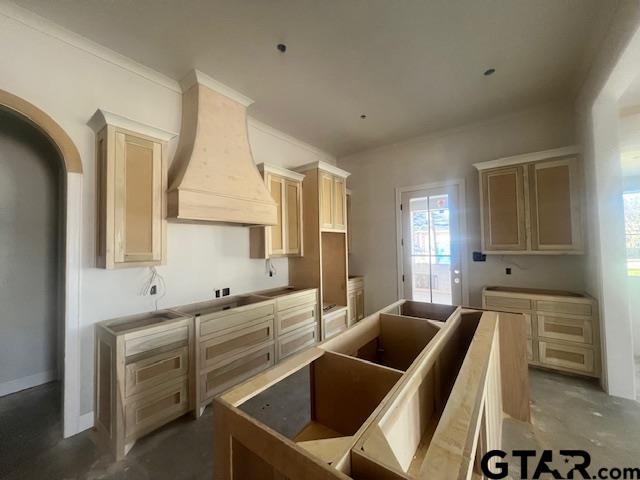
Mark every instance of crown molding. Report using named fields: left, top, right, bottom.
left=0, top=2, right=182, bottom=93
left=256, top=163, right=306, bottom=182
left=295, top=160, right=351, bottom=178
left=473, top=145, right=581, bottom=171
left=180, top=69, right=253, bottom=106
left=88, top=109, right=177, bottom=141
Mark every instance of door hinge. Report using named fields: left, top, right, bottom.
left=401, top=238, right=404, bottom=247
left=402, top=274, right=405, bottom=282
left=400, top=203, right=403, bottom=211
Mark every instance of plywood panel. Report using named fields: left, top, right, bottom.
left=482, top=167, right=526, bottom=251
left=535, top=165, right=572, bottom=245
left=321, top=232, right=347, bottom=308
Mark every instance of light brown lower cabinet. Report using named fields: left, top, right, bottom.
left=212, top=299, right=530, bottom=479
left=94, top=311, right=195, bottom=460
left=95, top=288, right=321, bottom=459
left=322, top=307, right=348, bottom=340
left=482, top=286, right=599, bottom=377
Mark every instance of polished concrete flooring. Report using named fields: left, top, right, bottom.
left=1, top=368, right=639, bottom=479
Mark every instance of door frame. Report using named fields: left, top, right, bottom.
left=0, top=89, right=85, bottom=437
left=395, top=179, right=469, bottom=306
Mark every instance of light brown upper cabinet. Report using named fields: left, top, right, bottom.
left=475, top=146, right=584, bottom=255
left=319, top=171, right=348, bottom=232
left=250, top=164, right=304, bottom=258
left=89, top=110, right=176, bottom=269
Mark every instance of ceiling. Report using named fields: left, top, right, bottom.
left=13, top=0, right=607, bottom=157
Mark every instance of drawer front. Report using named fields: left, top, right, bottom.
left=201, top=344, right=274, bottom=402
left=125, top=377, right=189, bottom=442
left=125, top=347, right=189, bottom=397
left=277, top=324, right=318, bottom=361
left=199, top=304, right=274, bottom=338
left=484, top=295, right=531, bottom=312
left=323, top=309, right=348, bottom=340
left=537, top=314, right=593, bottom=345
left=277, top=302, right=316, bottom=336
left=538, top=341, right=594, bottom=374
left=277, top=291, right=317, bottom=312
left=535, top=300, right=592, bottom=317
left=125, top=325, right=188, bottom=357
left=200, top=318, right=273, bottom=370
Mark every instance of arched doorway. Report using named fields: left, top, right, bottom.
left=0, top=89, right=83, bottom=439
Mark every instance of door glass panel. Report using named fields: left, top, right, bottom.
left=407, top=193, right=454, bottom=305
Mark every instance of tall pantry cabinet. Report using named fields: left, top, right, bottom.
left=289, top=162, right=351, bottom=340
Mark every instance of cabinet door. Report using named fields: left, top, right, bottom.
left=114, top=131, right=163, bottom=264
left=529, top=158, right=582, bottom=252
left=320, top=172, right=334, bottom=229
left=267, top=175, right=285, bottom=256
left=333, top=176, right=346, bottom=231
left=356, top=289, right=365, bottom=321
left=284, top=180, right=302, bottom=255
left=347, top=291, right=357, bottom=325
left=481, top=167, right=527, bottom=251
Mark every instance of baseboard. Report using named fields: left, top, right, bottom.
left=78, top=412, right=94, bottom=432
left=0, top=370, right=57, bottom=397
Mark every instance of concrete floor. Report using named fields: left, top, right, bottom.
left=0, top=368, right=638, bottom=479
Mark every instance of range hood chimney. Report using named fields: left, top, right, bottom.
left=167, top=70, right=277, bottom=225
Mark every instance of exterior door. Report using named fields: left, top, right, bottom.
left=401, top=185, right=462, bottom=305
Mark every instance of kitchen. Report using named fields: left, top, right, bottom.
left=1, top=1, right=640, bottom=479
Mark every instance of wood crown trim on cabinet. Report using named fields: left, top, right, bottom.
left=473, top=145, right=580, bottom=171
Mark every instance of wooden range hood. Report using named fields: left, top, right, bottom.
left=167, top=70, right=277, bottom=226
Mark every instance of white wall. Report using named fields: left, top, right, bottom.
left=0, top=7, right=335, bottom=419
left=338, top=102, right=586, bottom=313
left=575, top=0, right=640, bottom=398
left=0, top=110, right=61, bottom=395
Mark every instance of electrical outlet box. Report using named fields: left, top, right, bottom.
left=222, top=287, right=230, bottom=297
left=505, top=267, right=512, bottom=275
left=150, top=285, right=157, bottom=295
left=215, top=289, right=221, bottom=298
left=472, top=251, right=487, bottom=262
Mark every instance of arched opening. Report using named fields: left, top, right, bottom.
left=0, top=108, right=66, bottom=467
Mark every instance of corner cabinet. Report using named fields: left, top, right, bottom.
left=89, top=110, right=176, bottom=269
left=250, top=164, right=304, bottom=258
left=475, top=146, right=584, bottom=254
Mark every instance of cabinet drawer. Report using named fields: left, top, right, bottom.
left=125, top=377, right=189, bottom=442
left=323, top=309, right=348, bottom=340
left=484, top=295, right=531, bottom=312
left=277, top=302, right=316, bottom=336
left=199, top=303, right=274, bottom=338
left=200, top=318, right=273, bottom=370
left=538, top=341, right=594, bottom=374
left=125, top=325, right=188, bottom=357
left=277, top=291, right=317, bottom=312
left=536, top=314, right=593, bottom=345
left=201, top=343, right=274, bottom=402
left=125, top=346, right=189, bottom=397
left=277, top=324, right=318, bottom=361
left=535, top=300, right=592, bottom=317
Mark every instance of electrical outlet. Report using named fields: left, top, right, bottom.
left=505, top=267, right=512, bottom=275
left=150, top=285, right=157, bottom=295
left=222, top=287, right=230, bottom=297
left=215, top=289, right=221, bottom=298
left=472, top=251, right=487, bottom=262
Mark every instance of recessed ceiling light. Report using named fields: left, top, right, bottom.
left=360, top=114, right=367, bottom=119
left=276, top=43, right=287, bottom=53
left=484, top=68, right=496, bottom=76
